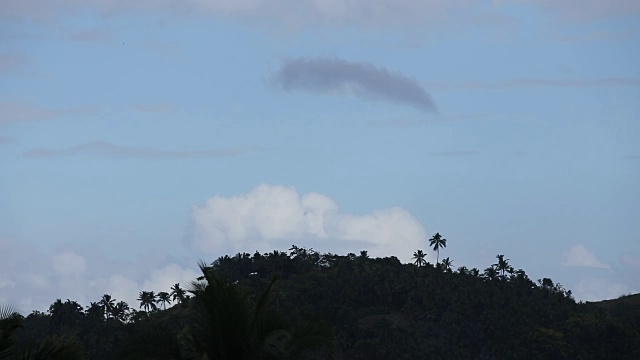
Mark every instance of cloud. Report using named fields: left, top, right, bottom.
left=0, top=102, right=97, bottom=124
left=51, top=251, right=86, bottom=278
left=23, top=141, right=262, bottom=159
left=427, top=77, right=640, bottom=91
left=191, top=184, right=428, bottom=261
left=2, top=1, right=635, bottom=30
left=0, top=1, right=479, bottom=29
left=0, top=237, right=199, bottom=313
left=573, top=278, right=632, bottom=301
left=272, top=57, right=437, bottom=112
left=499, top=0, right=640, bottom=22
left=132, top=103, right=176, bottom=113
left=142, top=264, right=199, bottom=295
left=562, top=244, right=610, bottom=269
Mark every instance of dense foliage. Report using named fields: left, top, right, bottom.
left=4, top=244, right=640, bottom=359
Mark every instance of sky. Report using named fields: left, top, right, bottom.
left=1, top=0, right=639, bottom=312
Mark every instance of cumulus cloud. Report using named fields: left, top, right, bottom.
left=191, top=184, right=428, bottom=261
left=23, top=141, right=262, bottom=159
left=142, top=264, right=200, bottom=295
left=562, top=244, right=610, bottom=269
left=51, top=251, right=86, bottom=278
left=573, top=278, right=632, bottom=301
left=272, top=57, right=437, bottom=112
left=0, top=237, right=199, bottom=313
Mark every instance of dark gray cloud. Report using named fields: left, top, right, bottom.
left=272, top=57, right=437, bottom=112
left=23, top=141, right=262, bottom=159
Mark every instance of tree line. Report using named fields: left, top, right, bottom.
left=2, top=233, right=639, bottom=359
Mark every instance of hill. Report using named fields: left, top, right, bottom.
left=4, top=247, right=640, bottom=359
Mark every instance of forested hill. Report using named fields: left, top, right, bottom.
left=4, top=247, right=640, bottom=359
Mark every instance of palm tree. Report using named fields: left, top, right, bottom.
left=494, top=254, right=512, bottom=279
left=0, top=303, right=23, bottom=358
left=412, top=250, right=427, bottom=267
left=48, top=299, right=83, bottom=332
left=483, top=266, right=499, bottom=281
left=156, top=292, right=171, bottom=310
left=170, top=283, right=187, bottom=304
left=429, top=232, right=447, bottom=264
left=441, top=257, right=453, bottom=272
left=188, top=261, right=334, bottom=359
left=99, top=294, right=116, bottom=319
left=113, top=301, right=130, bottom=322
left=137, top=291, right=157, bottom=313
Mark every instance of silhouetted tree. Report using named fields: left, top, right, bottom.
left=412, top=250, right=427, bottom=267
left=441, top=257, right=453, bottom=272
left=429, top=233, right=447, bottom=264
left=99, top=294, right=115, bottom=319
left=170, top=283, right=187, bottom=304
left=494, top=254, right=512, bottom=279
left=0, top=303, right=23, bottom=358
left=188, top=261, right=334, bottom=359
left=156, top=292, right=171, bottom=310
left=137, top=291, right=157, bottom=313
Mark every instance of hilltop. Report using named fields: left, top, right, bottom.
left=4, top=247, right=640, bottom=359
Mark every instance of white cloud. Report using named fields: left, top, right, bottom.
left=191, top=184, right=428, bottom=261
left=51, top=251, right=86, bottom=278
left=142, top=264, right=200, bottom=296
left=573, top=278, right=631, bottom=301
left=0, top=237, right=198, bottom=313
left=562, top=244, right=610, bottom=269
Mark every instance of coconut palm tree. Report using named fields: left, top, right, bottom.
left=441, top=257, right=453, bottom=272
left=137, top=291, right=157, bottom=313
left=483, top=266, right=499, bottom=281
left=99, top=294, right=116, bottom=319
left=0, top=303, right=23, bottom=358
left=112, top=301, right=130, bottom=322
left=429, top=232, right=447, bottom=264
left=48, top=299, right=83, bottom=333
left=170, top=283, right=187, bottom=304
left=188, top=261, right=334, bottom=360
left=494, top=254, right=512, bottom=279
left=156, top=292, right=171, bottom=310
left=412, top=250, right=427, bottom=267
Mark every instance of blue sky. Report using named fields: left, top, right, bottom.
left=1, top=0, right=639, bottom=311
